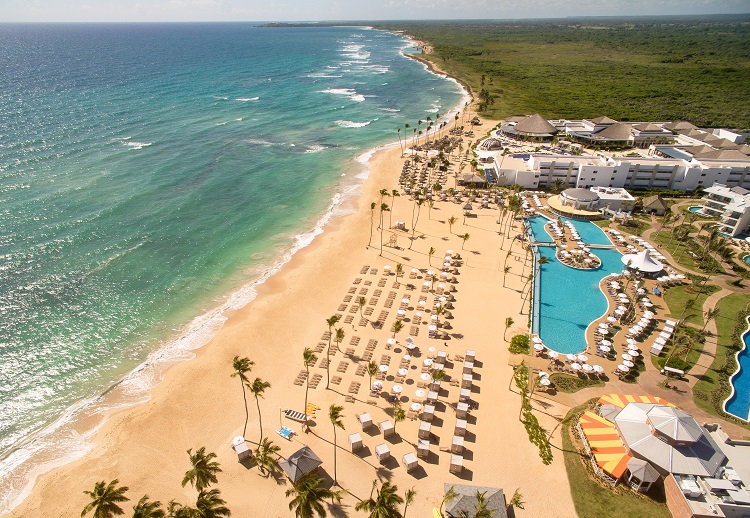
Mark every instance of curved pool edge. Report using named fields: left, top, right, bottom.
left=723, top=316, right=750, bottom=422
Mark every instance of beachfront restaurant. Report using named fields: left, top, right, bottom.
left=499, top=114, right=558, bottom=142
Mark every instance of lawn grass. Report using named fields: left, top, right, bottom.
left=663, top=284, right=721, bottom=326
left=561, top=401, right=672, bottom=518
left=651, top=231, right=725, bottom=275
left=374, top=17, right=750, bottom=127
left=692, top=293, right=750, bottom=430
left=650, top=327, right=706, bottom=373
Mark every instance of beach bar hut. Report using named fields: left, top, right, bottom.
left=348, top=432, right=363, bottom=452
left=450, top=454, right=463, bottom=474
left=403, top=452, right=419, bottom=472
left=379, top=419, right=394, bottom=437
left=279, top=446, right=323, bottom=484
left=455, top=418, right=467, bottom=437
left=417, top=439, right=430, bottom=458
left=452, top=435, right=464, bottom=454
left=418, top=420, right=431, bottom=439
left=375, top=443, right=391, bottom=463
left=357, top=412, right=373, bottom=430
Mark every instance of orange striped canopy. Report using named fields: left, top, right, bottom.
left=579, top=411, right=630, bottom=478
left=597, top=393, right=673, bottom=408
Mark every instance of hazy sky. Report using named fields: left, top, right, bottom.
left=2, top=0, right=748, bottom=23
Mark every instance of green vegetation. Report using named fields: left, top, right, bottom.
left=375, top=17, right=750, bottom=128
left=509, top=333, right=530, bottom=354
left=651, top=231, right=725, bottom=274
left=652, top=327, right=706, bottom=373
left=663, top=284, right=721, bottom=326
left=693, top=293, right=750, bottom=429
left=562, top=401, right=671, bottom=518
left=549, top=373, right=604, bottom=393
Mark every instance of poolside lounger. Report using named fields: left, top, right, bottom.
left=277, top=426, right=295, bottom=441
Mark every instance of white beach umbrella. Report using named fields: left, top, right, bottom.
left=538, top=370, right=549, bottom=378
left=622, top=353, right=633, bottom=362
left=534, top=343, right=545, bottom=352
left=622, top=360, right=635, bottom=368
left=372, top=380, right=383, bottom=390
left=423, top=358, right=434, bottom=367
left=398, top=368, right=409, bottom=376
left=571, top=363, right=582, bottom=371
left=402, top=297, right=411, bottom=304
left=392, top=385, right=403, bottom=394
left=577, top=354, right=588, bottom=363
left=428, top=325, right=437, bottom=331
left=629, top=350, right=640, bottom=357
left=607, top=316, right=617, bottom=323
left=598, top=345, right=611, bottom=353
left=415, top=389, right=426, bottom=398
left=582, top=364, right=594, bottom=373
left=592, top=365, right=604, bottom=373
left=600, top=339, right=612, bottom=346
left=406, top=342, right=416, bottom=350
left=548, top=351, right=559, bottom=359
left=411, top=268, right=419, bottom=274
left=539, top=378, right=551, bottom=386
left=532, top=336, right=543, bottom=343
left=379, top=364, right=389, bottom=373
left=411, top=402, right=423, bottom=412
left=403, top=354, right=411, bottom=361
left=387, top=338, right=397, bottom=346
left=566, top=354, right=577, bottom=362
left=420, top=372, right=431, bottom=381
left=617, top=364, right=630, bottom=373
left=397, top=310, right=406, bottom=317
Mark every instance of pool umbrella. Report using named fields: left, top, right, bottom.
left=420, top=373, right=431, bottom=381
left=532, top=336, right=543, bottom=344
left=534, top=343, right=545, bottom=352
left=538, top=370, right=549, bottom=377
left=423, top=358, right=433, bottom=367
left=577, top=354, right=588, bottom=363
left=548, top=351, right=559, bottom=359
left=415, top=389, right=426, bottom=398
left=582, top=364, right=594, bottom=373
left=617, top=364, right=630, bottom=373
left=566, top=354, right=577, bottom=362
left=607, top=316, right=617, bottom=323
left=599, top=329, right=609, bottom=335
left=600, top=339, right=612, bottom=346
left=372, top=381, right=383, bottom=390
left=571, top=363, right=582, bottom=371
left=598, top=345, right=611, bottom=353
left=592, top=365, right=604, bottom=373
left=622, top=354, right=633, bottom=362
left=628, top=350, right=640, bottom=357
left=410, top=402, right=423, bottom=412
left=622, top=360, right=635, bottom=368
left=539, top=378, right=551, bottom=386
left=626, top=338, right=637, bottom=345
left=379, top=365, right=389, bottom=373
left=392, top=385, right=403, bottom=394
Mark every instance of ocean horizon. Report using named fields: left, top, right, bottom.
left=0, top=22, right=464, bottom=511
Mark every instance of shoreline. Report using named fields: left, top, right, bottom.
left=0, top=48, right=472, bottom=515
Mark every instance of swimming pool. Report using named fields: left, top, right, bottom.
left=744, top=255, right=750, bottom=266
left=688, top=206, right=704, bottom=214
left=527, top=216, right=624, bottom=354
left=724, top=317, right=750, bottom=421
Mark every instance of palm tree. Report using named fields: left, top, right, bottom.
left=249, top=377, right=271, bottom=442
left=165, top=501, right=195, bottom=518
left=329, top=405, right=345, bottom=486
left=196, top=489, right=231, bottom=518
left=230, top=356, right=255, bottom=437
left=702, top=306, right=720, bottom=332
left=504, top=317, right=514, bottom=341
left=286, top=472, right=342, bottom=518
left=358, top=296, right=367, bottom=320
left=390, top=190, right=400, bottom=228
left=355, top=480, right=404, bottom=518
left=367, top=361, right=378, bottom=389
left=439, top=486, right=459, bottom=517
left=380, top=202, right=390, bottom=256
left=397, top=128, right=403, bottom=156
left=132, top=495, right=165, bottom=518
left=428, top=246, right=435, bottom=266
left=428, top=199, right=434, bottom=220
left=472, top=491, right=495, bottom=518
left=253, top=437, right=281, bottom=476
left=325, top=315, right=340, bottom=389
left=395, top=263, right=403, bottom=287
left=503, top=265, right=511, bottom=287
left=448, top=216, right=456, bottom=234
left=334, top=328, right=345, bottom=357
left=81, top=479, right=129, bottom=518
left=369, top=202, right=377, bottom=247
left=303, top=347, right=317, bottom=431
left=392, top=401, right=406, bottom=433
left=509, top=488, right=525, bottom=511
left=461, top=233, right=470, bottom=250
left=182, top=447, right=222, bottom=492
left=392, top=319, right=404, bottom=339
left=403, top=487, right=417, bottom=518
left=379, top=188, right=389, bottom=210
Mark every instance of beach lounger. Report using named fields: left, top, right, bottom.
left=283, top=409, right=311, bottom=423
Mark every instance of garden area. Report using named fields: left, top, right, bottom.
left=663, top=283, right=721, bottom=326
left=561, top=401, right=672, bottom=518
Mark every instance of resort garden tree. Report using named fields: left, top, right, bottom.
left=403, top=487, right=416, bottom=518
left=358, top=296, right=367, bottom=320
left=504, top=317, right=514, bottom=341
left=253, top=438, right=281, bottom=476
left=286, top=472, right=342, bottom=518
left=702, top=306, right=721, bottom=332
left=392, top=401, right=406, bottom=433
left=369, top=202, right=377, bottom=247
left=81, top=479, right=130, bottom=518
left=430, top=368, right=445, bottom=387
left=325, top=315, right=340, bottom=389
left=396, top=128, right=403, bottom=156
left=132, top=495, right=165, bottom=518
left=512, top=363, right=553, bottom=465
left=439, top=486, right=459, bottom=517
left=249, top=377, right=271, bottom=443
left=182, top=447, right=222, bottom=492
left=395, top=263, right=403, bottom=287
left=302, top=348, right=317, bottom=431
left=355, top=480, right=404, bottom=518
left=509, top=489, right=525, bottom=511
left=448, top=216, right=457, bottom=234
left=328, top=404, right=345, bottom=486
left=390, top=190, right=400, bottom=228
left=194, top=488, right=231, bottom=518
left=428, top=199, right=435, bottom=220
left=503, top=266, right=511, bottom=288
left=379, top=203, right=390, bottom=256
left=230, top=356, right=255, bottom=437
left=334, top=327, right=345, bottom=356
left=379, top=188, right=389, bottom=212
left=367, top=361, right=378, bottom=389
left=428, top=246, right=435, bottom=266
left=461, top=233, right=470, bottom=250
left=392, top=319, right=404, bottom=339
left=470, top=491, right=494, bottom=518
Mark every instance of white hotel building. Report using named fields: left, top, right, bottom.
left=701, top=185, right=750, bottom=237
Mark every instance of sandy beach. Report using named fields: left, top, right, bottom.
left=4, top=114, right=577, bottom=517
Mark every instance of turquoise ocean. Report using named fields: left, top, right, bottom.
left=0, top=23, right=464, bottom=510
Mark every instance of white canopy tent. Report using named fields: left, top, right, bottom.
left=621, top=249, right=664, bottom=273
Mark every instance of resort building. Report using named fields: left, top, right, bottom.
left=499, top=113, right=558, bottom=141
left=590, top=186, right=636, bottom=212
left=699, top=184, right=750, bottom=237
left=559, top=187, right=601, bottom=210
left=578, top=394, right=750, bottom=518
left=642, top=194, right=669, bottom=216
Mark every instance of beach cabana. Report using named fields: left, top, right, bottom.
left=379, top=419, right=394, bottom=437
left=348, top=433, right=363, bottom=452
left=403, top=452, right=419, bottom=472
left=279, top=446, right=322, bottom=484
left=357, top=412, right=373, bottom=430
left=375, top=443, right=390, bottom=463
left=231, top=436, right=251, bottom=462
left=621, top=249, right=664, bottom=274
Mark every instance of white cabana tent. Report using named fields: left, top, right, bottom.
left=620, top=249, right=664, bottom=273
